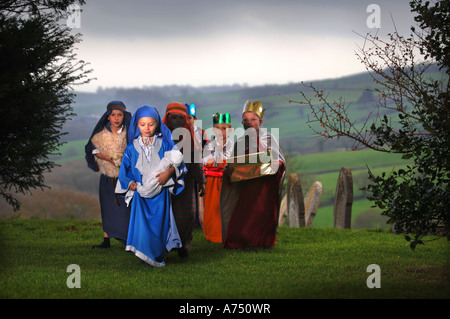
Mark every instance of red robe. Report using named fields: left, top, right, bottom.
left=220, top=130, right=285, bottom=248
left=222, top=162, right=285, bottom=248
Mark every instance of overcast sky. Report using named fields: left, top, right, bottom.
left=71, top=0, right=417, bottom=92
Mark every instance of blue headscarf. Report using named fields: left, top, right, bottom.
left=128, top=105, right=174, bottom=148
left=186, top=103, right=197, bottom=119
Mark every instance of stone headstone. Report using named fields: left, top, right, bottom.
left=305, top=181, right=323, bottom=227
left=333, top=167, right=353, bottom=229
left=287, top=173, right=305, bottom=227
left=278, top=195, right=288, bottom=226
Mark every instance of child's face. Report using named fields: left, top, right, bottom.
left=138, top=117, right=158, bottom=138
left=242, top=112, right=262, bottom=131
left=187, top=114, right=195, bottom=129
left=167, top=113, right=186, bottom=130
left=108, top=110, right=125, bottom=130
left=213, top=123, right=232, bottom=141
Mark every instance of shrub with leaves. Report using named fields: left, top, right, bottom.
left=291, top=0, right=449, bottom=249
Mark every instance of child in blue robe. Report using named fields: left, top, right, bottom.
left=116, top=105, right=185, bottom=267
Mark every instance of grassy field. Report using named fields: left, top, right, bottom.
left=0, top=219, right=448, bottom=301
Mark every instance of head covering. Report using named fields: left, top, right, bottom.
left=85, top=101, right=132, bottom=172
left=162, top=102, right=191, bottom=132
left=89, top=101, right=131, bottom=140
left=163, top=102, right=199, bottom=153
left=186, top=103, right=197, bottom=119
left=107, top=100, right=127, bottom=112
left=128, top=105, right=174, bottom=148
left=213, top=112, right=232, bottom=124
left=242, top=100, right=265, bottom=120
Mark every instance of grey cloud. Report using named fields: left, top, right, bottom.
left=78, top=0, right=415, bottom=40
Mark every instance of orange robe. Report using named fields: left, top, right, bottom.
left=202, top=161, right=226, bottom=243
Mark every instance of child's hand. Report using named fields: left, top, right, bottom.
left=111, top=153, right=123, bottom=167
left=129, top=182, right=137, bottom=191
left=95, top=153, right=115, bottom=165
left=223, top=165, right=234, bottom=176
left=156, top=167, right=175, bottom=185
left=198, top=183, right=205, bottom=197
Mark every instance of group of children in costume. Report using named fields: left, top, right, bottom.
left=85, top=100, right=285, bottom=267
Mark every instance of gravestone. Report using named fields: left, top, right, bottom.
left=333, top=167, right=353, bottom=229
left=305, top=181, right=323, bottom=227
left=278, top=195, right=288, bottom=226
left=287, top=173, right=305, bottom=227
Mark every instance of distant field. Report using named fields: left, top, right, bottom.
left=53, top=139, right=87, bottom=163
left=285, top=148, right=413, bottom=228
left=289, top=148, right=408, bottom=173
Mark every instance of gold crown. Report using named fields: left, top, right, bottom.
left=242, top=100, right=265, bottom=119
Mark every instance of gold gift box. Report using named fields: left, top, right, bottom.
left=226, top=151, right=276, bottom=182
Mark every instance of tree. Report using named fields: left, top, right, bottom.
left=291, top=0, right=449, bottom=249
left=0, top=0, right=92, bottom=210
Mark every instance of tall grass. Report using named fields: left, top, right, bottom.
left=0, top=219, right=448, bottom=300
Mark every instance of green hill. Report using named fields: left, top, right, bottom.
left=69, top=65, right=446, bottom=154
left=66, top=70, right=382, bottom=153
